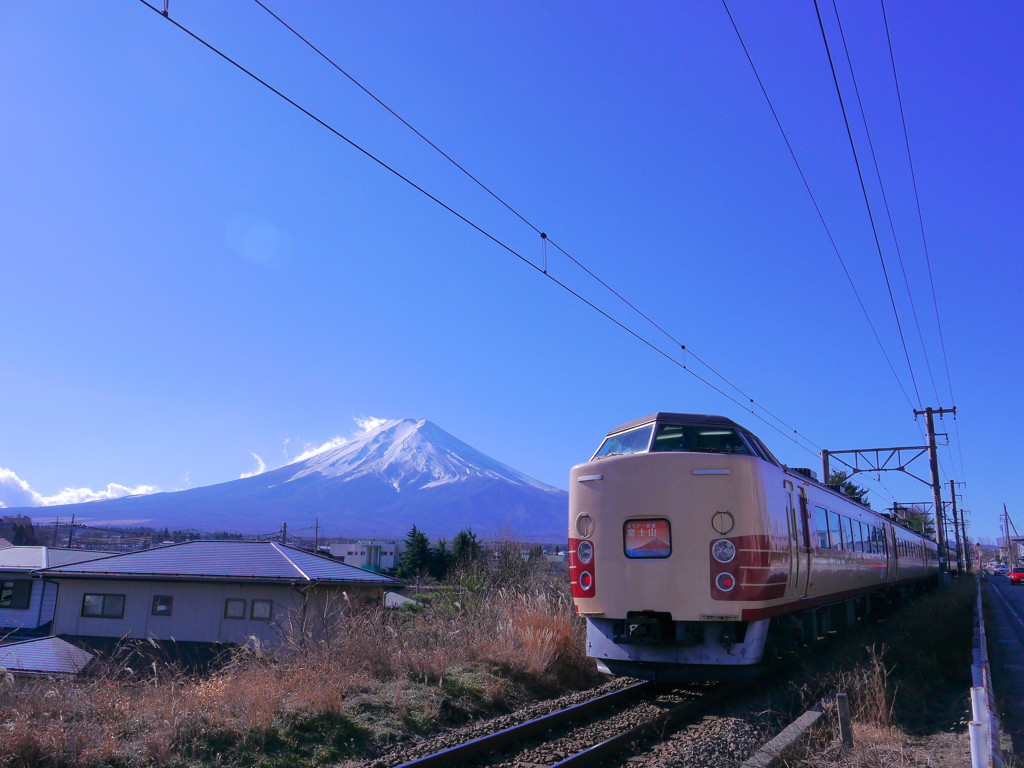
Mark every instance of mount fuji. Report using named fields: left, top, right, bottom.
left=23, top=419, right=569, bottom=541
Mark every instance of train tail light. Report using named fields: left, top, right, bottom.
left=569, top=537, right=596, bottom=598
left=715, top=572, right=736, bottom=592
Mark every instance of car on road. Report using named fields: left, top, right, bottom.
left=994, top=563, right=1009, bottom=575
left=1010, top=567, right=1024, bottom=585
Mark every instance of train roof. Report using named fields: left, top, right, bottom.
left=606, top=413, right=745, bottom=436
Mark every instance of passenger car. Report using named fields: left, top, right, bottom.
left=569, top=412, right=940, bottom=681
left=1010, top=567, right=1024, bottom=585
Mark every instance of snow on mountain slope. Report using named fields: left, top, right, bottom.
left=19, top=419, right=569, bottom=540
left=282, top=418, right=555, bottom=492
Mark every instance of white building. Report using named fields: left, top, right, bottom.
left=329, top=540, right=404, bottom=572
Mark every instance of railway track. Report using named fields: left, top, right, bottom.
left=390, top=679, right=747, bottom=768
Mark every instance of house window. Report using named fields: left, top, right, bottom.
left=151, top=595, right=173, bottom=616
left=250, top=599, right=273, bottom=621
left=82, top=594, right=125, bottom=619
left=224, top=598, right=246, bottom=619
left=0, top=580, right=32, bottom=610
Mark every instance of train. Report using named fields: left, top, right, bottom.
left=568, top=412, right=941, bottom=681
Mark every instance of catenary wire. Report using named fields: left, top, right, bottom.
left=134, top=0, right=824, bottom=458
left=880, top=0, right=966, bottom=484
left=248, top=0, right=817, bottom=449
left=830, top=0, right=941, bottom=405
left=812, top=0, right=923, bottom=410
left=720, top=0, right=918, bottom=415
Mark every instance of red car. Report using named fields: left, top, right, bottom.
left=1010, top=567, right=1024, bottom=585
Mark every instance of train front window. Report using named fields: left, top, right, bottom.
left=650, top=424, right=752, bottom=455
left=593, top=425, right=653, bottom=459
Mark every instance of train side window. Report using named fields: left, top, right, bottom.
left=815, top=506, right=830, bottom=549
left=845, top=518, right=857, bottom=554
left=828, top=511, right=844, bottom=550
left=855, top=521, right=865, bottom=553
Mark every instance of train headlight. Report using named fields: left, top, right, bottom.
left=579, top=571, right=594, bottom=591
left=711, top=539, right=737, bottom=563
left=577, top=540, right=594, bottom=564
left=715, top=572, right=736, bottom=592
left=576, top=514, right=594, bottom=538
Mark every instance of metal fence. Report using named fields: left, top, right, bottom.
left=971, top=578, right=1005, bottom=768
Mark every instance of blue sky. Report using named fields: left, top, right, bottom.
left=1, top=1, right=1020, bottom=541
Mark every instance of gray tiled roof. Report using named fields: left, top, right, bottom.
left=0, top=636, right=94, bottom=675
left=38, top=540, right=403, bottom=585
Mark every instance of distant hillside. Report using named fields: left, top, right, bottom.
left=18, top=419, right=569, bottom=541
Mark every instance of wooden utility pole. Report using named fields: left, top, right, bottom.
left=914, top=406, right=956, bottom=575
left=949, top=480, right=965, bottom=572
left=961, top=510, right=971, bottom=571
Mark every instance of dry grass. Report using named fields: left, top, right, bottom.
left=778, top=577, right=976, bottom=768
left=0, top=587, right=597, bottom=768
left=788, top=724, right=971, bottom=768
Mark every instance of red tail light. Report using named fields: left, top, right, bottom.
left=569, top=537, right=596, bottom=598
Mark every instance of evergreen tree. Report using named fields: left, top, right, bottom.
left=396, top=525, right=431, bottom=581
left=829, top=471, right=872, bottom=508
left=894, top=504, right=935, bottom=537
left=451, top=528, right=481, bottom=566
left=430, top=539, right=452, bottom=580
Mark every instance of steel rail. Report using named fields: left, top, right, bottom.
left=392, top=681, right=652, bottom=768
left=550, top=680, right=741, bottom=767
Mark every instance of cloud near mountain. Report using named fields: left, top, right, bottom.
left=4, top=419, right=569, bottom=541
left=0, top=467, right=158, bottom=509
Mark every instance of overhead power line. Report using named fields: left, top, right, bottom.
left=829, top=0, right=940, bottom=405
left=135, top=0, right=825, bottom=458
left=249, top=0, right=818, bottom=450
left=879, top=0, right=966, bottom=485
left=720, top=0, right=918, bottom=415
left=811, top=0, right=923, bottom=409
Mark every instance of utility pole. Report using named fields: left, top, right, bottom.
left=948, top=480, right=966, bottom=572
left=66, top=514, right=76, bottom=548
left=281, top=522, right=287, bottom=545
left=914, top=406, right=956, bottom=577
left=960, top=509, right=971, bottom=571
left=1005, top=504, right=1019, bottom=567
left=314, top=517, right=320, bottom=551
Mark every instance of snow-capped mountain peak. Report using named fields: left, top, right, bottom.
left=281, top=418, right=555, bottom=493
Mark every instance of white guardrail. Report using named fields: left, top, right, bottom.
left=971, top=578, right=1005, bottom=768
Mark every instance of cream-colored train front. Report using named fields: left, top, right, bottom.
left=568, top=413, right=939, bottom=681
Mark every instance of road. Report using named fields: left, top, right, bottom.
left=983, top=574, right=1024, bottom=760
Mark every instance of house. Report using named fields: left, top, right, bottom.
left=329, top=539, right=405, bottom=572
left=0, top=547, right=112, bottom=638
left=38, top=540, right=403, bottom=647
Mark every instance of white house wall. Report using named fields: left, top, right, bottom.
left=50, top=580, right=387, bottom=646
left=0, top=575, right=51, bottom=634
left=51, top=580, right=306, bottom=645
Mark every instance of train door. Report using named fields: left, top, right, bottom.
left=797, top=486, right=811, bottom=596
left=785, top=481, right=811, bottom=597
